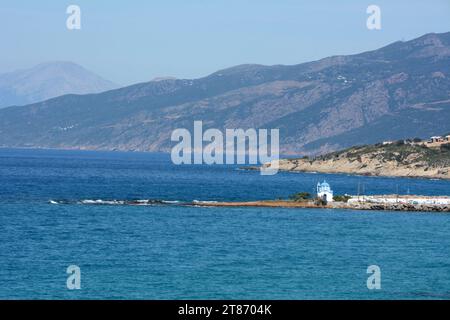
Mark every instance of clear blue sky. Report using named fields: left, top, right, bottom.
left=1, top=0, right=449, bottom=85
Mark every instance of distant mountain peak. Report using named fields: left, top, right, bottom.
left=211, top=64, right=268, bottom=76
left=35, top=60, right=82, bottom=68
left=151, top=76, right=177, bottom=82
left=0, top=61, right=118, bottom=108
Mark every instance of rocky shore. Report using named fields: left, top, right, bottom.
left=258, top=142, right=450, bottom=180
left=193, top=200, right=450, bottom=213
left=347, top=202, right=450, bottom=212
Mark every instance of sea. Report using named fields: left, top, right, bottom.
left=0, top=148, right=449, bottom=299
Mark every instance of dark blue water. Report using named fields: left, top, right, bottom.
left=1, top=148, right=449, bottom=299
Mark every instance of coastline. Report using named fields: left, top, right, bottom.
left=245, top=165, right=450, bottom=181
left=49, top=197, right=450, bottom=213
left=193, top=199, right=450, bottom=213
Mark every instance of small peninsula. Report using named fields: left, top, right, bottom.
left=261, top=137, right=450, bottom=180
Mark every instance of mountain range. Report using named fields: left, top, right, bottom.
left=0, top=61, right=117, bottom=108
left=0, top=32, right=449, bottom=155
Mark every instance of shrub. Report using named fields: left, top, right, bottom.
left=333, top=195, right=351, bottom=203
left=289, top=192, right=311, bottom=202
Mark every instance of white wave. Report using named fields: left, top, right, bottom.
left=192, top=200, right=218, bottom=204
left=161, top=200, right=180, bottom=204
left=80, top=199, right=125, bottom=205
left=53, top=198, right=182, bottom=206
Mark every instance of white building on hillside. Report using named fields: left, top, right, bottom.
left=317, top=181, right=334, bottom=202
left=430, top=136, right=444, bottom=143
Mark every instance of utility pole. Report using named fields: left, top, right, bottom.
left=357, top=182, right=360, bottom=201
left=362, top=183, right=365, bottom=202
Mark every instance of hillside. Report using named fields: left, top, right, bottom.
left=0, top=32, right=449, bottom=154
left=0, top=62, right=117, bottom=108
left=264, top=141, right=450, bottom=179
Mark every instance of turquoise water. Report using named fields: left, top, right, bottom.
left=0, top=149, right=449, bottom=299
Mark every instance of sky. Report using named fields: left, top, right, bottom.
left=1, top=0, right=449, bottom=86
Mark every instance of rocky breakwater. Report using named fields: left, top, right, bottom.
left=346, top=201, right=450, bottom=212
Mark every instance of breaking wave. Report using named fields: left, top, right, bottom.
left=192, top=200, right=218, bottom=204
left=49, top=199, right=182, bottom=206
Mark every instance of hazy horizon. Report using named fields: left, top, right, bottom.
left=1, top=0, right=450, bottom=86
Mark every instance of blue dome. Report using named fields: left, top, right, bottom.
left=317, top=181, right=332, bottom=193
left=320, top=181, right=330, bottom=188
